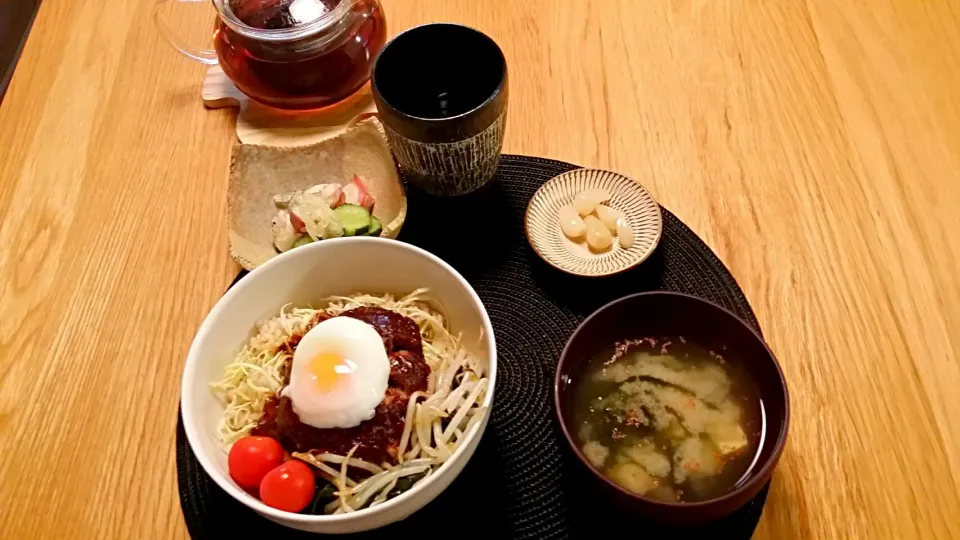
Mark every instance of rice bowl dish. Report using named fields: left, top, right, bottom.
left=213, top=289, right=489, bottom=514
left=180, top=237, right=497, bottom=533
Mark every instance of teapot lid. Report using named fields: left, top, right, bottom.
left=224, top=0, right=347, bottom=35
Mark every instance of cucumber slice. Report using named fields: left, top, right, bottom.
left=292, top=235, right=313, bottom=248
left=366, top=217, right=382, bottom=236
left=333, top=204, right=371, bottom=236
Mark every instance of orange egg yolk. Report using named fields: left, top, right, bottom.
left=308, top=352, right=354, bottom=391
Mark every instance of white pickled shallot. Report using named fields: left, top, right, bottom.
left=558, top=191, right=635, bottom=252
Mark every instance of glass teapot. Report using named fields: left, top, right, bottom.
left=155, top=0, right=387, bottom=110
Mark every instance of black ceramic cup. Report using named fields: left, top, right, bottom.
left=372, top=23, right=508, bottom=197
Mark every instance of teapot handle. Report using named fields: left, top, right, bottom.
left=154, top=0, right=219, bottom=65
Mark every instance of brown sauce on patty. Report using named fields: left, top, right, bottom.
left=253, top=307, right=430, bottom=463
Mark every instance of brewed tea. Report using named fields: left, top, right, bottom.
left=215, top=0, right=386, bottom=110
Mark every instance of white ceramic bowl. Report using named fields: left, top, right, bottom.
left=181, top=237, right=497, bottom=533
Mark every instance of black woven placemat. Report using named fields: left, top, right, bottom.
left=177, top=155, right=769, bottom=539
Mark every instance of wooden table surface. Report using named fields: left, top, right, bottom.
left=2, top=0, right=959, bottom=538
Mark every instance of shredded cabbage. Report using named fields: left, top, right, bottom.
left=211, top=306, right=320, bottom=445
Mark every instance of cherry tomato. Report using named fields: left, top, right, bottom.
left=259, top=460, right=315, bottom=513
left=228, top=436, right=284, bottom=489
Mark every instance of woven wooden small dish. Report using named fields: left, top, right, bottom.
left=524, top=169, right=662, bottom=277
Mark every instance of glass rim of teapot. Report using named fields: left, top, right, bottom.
left=217, top=0, right=360, bottom=43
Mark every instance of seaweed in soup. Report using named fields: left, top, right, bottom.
left=571, top=337, right=764, bottom=503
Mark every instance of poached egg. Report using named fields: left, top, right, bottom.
left=282, top=316, right=390, bottom=429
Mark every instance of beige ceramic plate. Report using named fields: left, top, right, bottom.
left=227, top=117, right=407, bottom=270
left=524, top=169, right=662, bottom=276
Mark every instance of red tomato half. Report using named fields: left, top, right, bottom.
left=228, top=436, right=284, bottom=489
left=260, top=460, right=315, bottom=513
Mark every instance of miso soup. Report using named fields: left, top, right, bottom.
left=571, top=336, right=765, bottom=503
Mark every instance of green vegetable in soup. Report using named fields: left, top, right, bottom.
left=571, top=337, right=763, bottom=503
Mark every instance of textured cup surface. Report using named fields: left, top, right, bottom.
left=373, top=23, right=508, bottom=196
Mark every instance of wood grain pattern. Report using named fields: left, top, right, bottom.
left=1, top=1, right=958, bottom=538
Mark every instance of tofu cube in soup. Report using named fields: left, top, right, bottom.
left=673, top=437, right=719, bottom=484
left=620, top=440, right=672, bottom=478
left=582, top=440, right=610, bottom=469
left=608, top=462, right=657, bottom=495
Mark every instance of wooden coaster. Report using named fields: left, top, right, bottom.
left=202, top=65, right=377, bottom=147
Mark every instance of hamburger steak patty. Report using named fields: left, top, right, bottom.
left=253, top=307, right=430, bottom=463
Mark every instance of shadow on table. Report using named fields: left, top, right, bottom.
left=0, top=0, right=41, bottom=103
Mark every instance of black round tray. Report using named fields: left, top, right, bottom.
left=177, top=155, right=770, bottom=539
